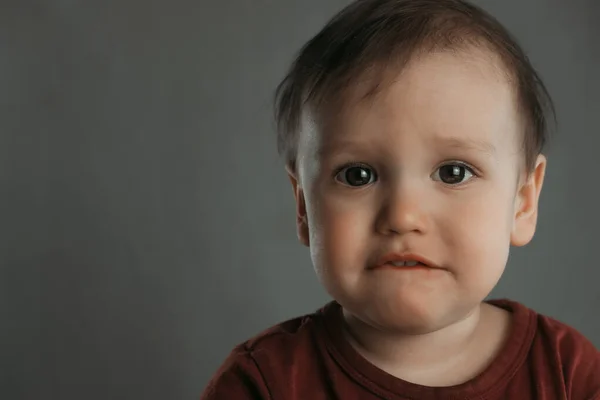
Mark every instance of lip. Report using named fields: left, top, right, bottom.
left=370, top=252, right=442, bottom=270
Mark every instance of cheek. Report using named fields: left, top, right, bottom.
left=441, top=186, right=514, bottom=284
left=306, top=187, right=374, bottom=280
left=452, top=195, right=512, bottom=242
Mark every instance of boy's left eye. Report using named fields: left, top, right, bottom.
left=431, top=163, right=475, bottom=185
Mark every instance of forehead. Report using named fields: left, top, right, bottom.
left=303, top=49, right=522, bottom=157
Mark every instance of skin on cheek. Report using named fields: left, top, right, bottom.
left=446, top=189, right=512, bottom=294
left=308, top=189, right=368, bottom=277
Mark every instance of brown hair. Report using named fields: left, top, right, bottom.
left=274, top=0, right=555, bottom=174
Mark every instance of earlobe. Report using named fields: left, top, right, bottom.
left=511, top=154, right=547, bottom=247
left=286, top=166, right=310, bottom=247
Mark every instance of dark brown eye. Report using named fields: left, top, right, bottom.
left=336, top=165, right=376, bottom=186
left=432, top=163, right=474, bottom=185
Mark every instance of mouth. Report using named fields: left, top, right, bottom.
left=370, top=253, right=441, bottom=271
left=384, top=260, right=429, bottom=269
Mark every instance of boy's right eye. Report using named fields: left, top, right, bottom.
left=335, top=164, right=377, bottom=187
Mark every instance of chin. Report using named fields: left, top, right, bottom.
left=349, top=295, right=472, bottom=335
left=373, top=306, right=453, bottom=334
left=379, top=315, right=454, bottom=335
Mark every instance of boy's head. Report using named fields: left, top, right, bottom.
left=274, top=0, right=554, bottom=334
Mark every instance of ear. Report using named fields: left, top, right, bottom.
left=286, top=165, right=310, bottom=247
left=511, top=154, right=547, bottom=247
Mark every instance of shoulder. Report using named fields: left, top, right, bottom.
left=534, top=311, right=600, bottom=391
left=535, top=310, right=598, bottom=353
left=243, top=309, right=323, bottom=356
left=497, top=299, right=600, bottom=398
left=201, top=306, right=329, bottom=400
left=201, top=342, right=269, bottom=400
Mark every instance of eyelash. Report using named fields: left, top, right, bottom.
left=333, top=162, right=372, bottom=175
left=332, top=162, right=377, bottom=186
left=438, top=160, right=479, bottom=176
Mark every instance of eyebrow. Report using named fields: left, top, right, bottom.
left=317, top=141, right=369, bottom=158
left=436, top=137, right=497, bottom=156
left=316, top=136, right=497, bottom=158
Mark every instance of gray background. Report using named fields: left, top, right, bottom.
left=1, top=0, right=597, bottom=398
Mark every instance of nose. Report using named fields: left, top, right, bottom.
left=375, top=180, right=429, bottom=236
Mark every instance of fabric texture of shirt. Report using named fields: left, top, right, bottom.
left=201, top=299, right=600, bottom=400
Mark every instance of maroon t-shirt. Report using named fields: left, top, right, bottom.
left=201, top=300, right=600, bottom=399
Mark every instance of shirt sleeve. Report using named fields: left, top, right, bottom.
left=200, top=348, right=272, bottom=400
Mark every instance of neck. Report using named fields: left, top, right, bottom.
left=342, top=304, right=483, bottom=373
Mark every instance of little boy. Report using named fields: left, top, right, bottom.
left=202, top=0, right=600, bottom=398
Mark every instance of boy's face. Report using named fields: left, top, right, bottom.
left=289, top=50, right=546, bottom=334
